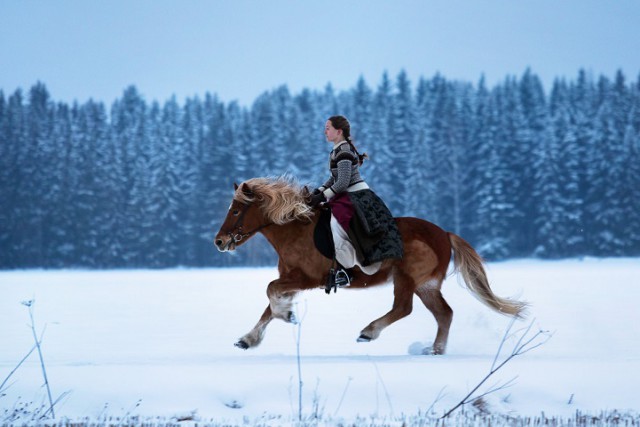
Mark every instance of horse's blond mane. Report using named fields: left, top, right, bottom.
left=234, top=176, right=314, bottom=225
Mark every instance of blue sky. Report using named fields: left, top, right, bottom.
left=1, top=0, right=639, bottom=106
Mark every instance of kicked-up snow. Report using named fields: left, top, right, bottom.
left=0, top=258, right=639, bottom=422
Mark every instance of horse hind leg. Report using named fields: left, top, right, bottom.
left=358, top=270, right=415, bottom=342
left=415, top=277, right=453, bottom=355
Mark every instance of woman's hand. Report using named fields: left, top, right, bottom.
left=308, top=191, right=326, bottom=208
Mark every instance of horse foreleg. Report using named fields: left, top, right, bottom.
left=358, top=272, right=414, bottom=342
left=235, top=305, right=273, bottom=349
left=236, top=274, right=305, bottom=350
left=266, top=278, right=302, bottom=323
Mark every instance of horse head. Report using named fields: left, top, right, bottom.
left=214, top=182, right=270, bottom=252
left=214, top=177, right=315, bottom=252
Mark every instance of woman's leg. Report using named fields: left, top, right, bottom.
left=330, top=215, right=381, bottom=275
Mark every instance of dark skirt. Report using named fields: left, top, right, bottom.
left=328, top=189, right=404, bottom=266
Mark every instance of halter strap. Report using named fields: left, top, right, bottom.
left=227, top=198, right=273, bottom=243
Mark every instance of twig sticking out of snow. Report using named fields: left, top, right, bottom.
left=367, top=355, right=394, bottom=417
left=441, top=318, right=553, bottom=419
left=2, top=301, right=70, bottom=423
left=0, top=344, right=36, bottom=395
left=425, top=386, right=447, bottom=415
left=292, top=301, right=308, bottom=422
left=22, top=300, right=56, bottom=420
left=333, top=376, right=353, bottom=417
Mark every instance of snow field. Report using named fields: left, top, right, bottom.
left=0, top=259, right=639, bottom=422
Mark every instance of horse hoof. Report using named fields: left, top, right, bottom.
left=234, top=340, right=249, bottom=350
left=288, top=311, right=298, bottom=324
left=422, top=346, right=444, bottom=355
left=357, top=334, right=371, bottom=342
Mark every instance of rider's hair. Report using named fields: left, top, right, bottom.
left=328, top=115, right=369, bottom=166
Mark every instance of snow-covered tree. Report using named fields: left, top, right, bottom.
left=463, top=76, right=491, bottom=246
left=347, top=76, right=375, bottom=188
left=0, top=90, right=28, bottom=267
left=474, top=85, right=514, bottom=259
left=586, top=76, right=628, bottom=255
left=409, top=76, right=435, bottom=219
left=2, top=72, right=639, bottom=267
left=370, top=72, right=396, bottom=209
left=534, top=80, right=582, bottom=257
left=518, top=69, right=549, bottom=254
left=109, top=86, right=150, bottom=266
left=390, top=71, right=416, bottom=216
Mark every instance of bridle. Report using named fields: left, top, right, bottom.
left=225, top=197, right=273, bottom=247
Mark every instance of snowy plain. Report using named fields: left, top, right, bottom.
left=0, top=258, right=639, bottom=423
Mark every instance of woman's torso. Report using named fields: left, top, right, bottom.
left=329, top=142, right=364, bottom=191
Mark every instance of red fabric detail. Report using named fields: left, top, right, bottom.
left=328, top=192, right=354, bottom=232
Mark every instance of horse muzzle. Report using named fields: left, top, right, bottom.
left=214, top=235, right=236, bottom=252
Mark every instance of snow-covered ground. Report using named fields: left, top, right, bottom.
left=1, top=258, right=639, bottom=422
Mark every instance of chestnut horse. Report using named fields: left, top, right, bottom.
left=214, top=177, right=526, bottom=355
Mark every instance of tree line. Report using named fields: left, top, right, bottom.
left=1, top=69, right=639, bottom=268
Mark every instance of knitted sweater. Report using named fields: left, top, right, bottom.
left=318, top=141, right=364, bottom=200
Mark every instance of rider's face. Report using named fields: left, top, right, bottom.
left=324, top=121, right=343, bottom=144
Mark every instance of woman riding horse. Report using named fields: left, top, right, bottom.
left=214, top=175, right=526, bottom=355
left=308, top=116, right=403, bottom=290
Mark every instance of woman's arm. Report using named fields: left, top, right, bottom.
left=322, top=159, right=353, bottom=199
left=318, top=176, right=335, bottom=193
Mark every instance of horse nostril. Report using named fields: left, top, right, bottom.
left=215, top=239, right=223, bottom=247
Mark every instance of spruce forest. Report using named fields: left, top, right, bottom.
left=1, top=69, right=639, bottom=268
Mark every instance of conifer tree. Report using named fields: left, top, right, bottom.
left=426, top=75, right=458, bottom=231
left=409, top=77, right=435, bottom=219
left=2, top=72, right=640, bottom=267
left=23, top=83, right=56, bottom=266
left=0, top=91, right=13, bottom=267
left=587, top=76, right=627, bottom=254
left=293, top=88, right=324, bottom=185
left=392, top=71, right=416, bottom=216
left=493, top=77, right=529, bottom=256
left=347, top=77, right=375, bottom=188
left=518, top=70, right=549, bottom=254
left=370, top=72, right=396, bottom=209
left=475, top=85, right=515, bottom=259
left=453, top=82, right=477, bottom=237
left=534, top=80, right=582, bottom=257
left=464, top=76, right=491, bottom=245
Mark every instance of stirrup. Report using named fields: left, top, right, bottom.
left=325, top=268, right=338, bottom=294
left=324, top=267, right=353, bottom=294
left=334, top=268, right=351, bottom=287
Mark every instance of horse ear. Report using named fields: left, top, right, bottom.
left=236, top=182, right=253, bottom=196
left=301, top=186, right=310, bottom=197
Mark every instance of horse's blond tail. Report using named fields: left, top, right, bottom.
left=449, top=233, right=527, bottom=317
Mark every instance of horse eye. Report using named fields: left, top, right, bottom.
left=232, top=210, right=240, bottom=216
